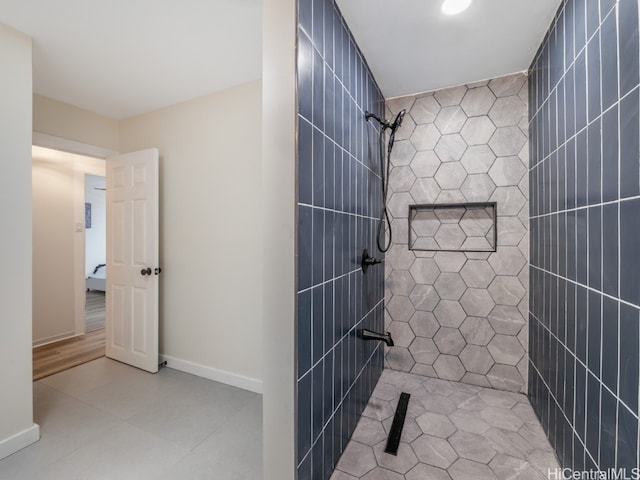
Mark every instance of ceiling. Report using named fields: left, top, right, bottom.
left=0, top=0, right=561, bottom=120
left=335, top=0, right=562, bottom=99
left=0, top=0, right=262, bottom=119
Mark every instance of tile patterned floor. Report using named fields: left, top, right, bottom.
left=0, top=357, right=262, bottom=480
left=331, top=370, right=560, bottom=480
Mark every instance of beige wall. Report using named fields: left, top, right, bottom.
left=31, top=150, right=106, bottom=345
left=262, top=0, right=297, bottom=476
left=31, top=81, right=264, bottom=387
left=33, top=94, right=119, bottom=151
left=32, top=157, right=75, bottom=344
left=0, top=23, right=39, bottom=459
left=119, top=81, right=263, bottom=385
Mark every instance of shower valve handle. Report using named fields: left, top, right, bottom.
left=361, top=249, right=382, bottom=273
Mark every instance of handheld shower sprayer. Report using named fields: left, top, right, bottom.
left=391, top=109, right=406, bottom=131
left=365, top=109, right=406, bottom=253
left=388, top=110, right=405, bottom=155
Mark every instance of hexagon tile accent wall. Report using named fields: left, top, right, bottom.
left=384, top=73, right=529, bottom=393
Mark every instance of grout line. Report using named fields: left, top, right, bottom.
left=297, top=342, right=382, bottom=469
left=296, top=9, right=387, bottom=475
left=528, top=4, right=638, bottom=464
left=530, top=264, right=640, bottom=311
left=529, top=3, right=617, bottom=122
left=297, top=201, right=382, bottom=222
left=299, top=298, right=385, bottom=381
left=528, top=80, right=639, bottom=176
left=528, top=357, right=601, bottom=468
left=528, top=309, right=639, bottom=423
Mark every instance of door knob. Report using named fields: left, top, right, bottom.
left=140, top=267, right=152, bottom=276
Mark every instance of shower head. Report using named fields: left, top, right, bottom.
left=387, top=109, right=406, bottom=156
left=391, top=110, right=406, bottom=133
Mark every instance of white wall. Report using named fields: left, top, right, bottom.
left=119, top=81, right=264, bottom=388
left=84, top=175, right=106, bottom=276
left=0, top=22, right=39, bottom=460
left=262, top=0, right=297, bottom=476
left=31, top=149, right=106, bottom=345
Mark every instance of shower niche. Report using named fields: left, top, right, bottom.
left=408, top=202, right=497, bottom=252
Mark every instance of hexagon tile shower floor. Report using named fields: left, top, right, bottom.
left=330, top=370, right=559, bottom=480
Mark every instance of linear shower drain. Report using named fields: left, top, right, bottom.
left=384, top=392, right=410, bottom=456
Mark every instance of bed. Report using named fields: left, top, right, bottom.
left=86, top=264, right=106, bottom=292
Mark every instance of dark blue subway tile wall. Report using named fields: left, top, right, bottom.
left=529, top=0, right=640, bottom=471
left=296, top=0, right=386, bottom=478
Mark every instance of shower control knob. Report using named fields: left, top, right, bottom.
left=140, top=267, right=152, bottom=276
left=361, top=249, right=382, bottom=274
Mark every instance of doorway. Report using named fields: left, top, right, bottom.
left=84, top=174, right=106, bottom=333
left=31, top=146, right=107, bottom=379
left=31, top=142, right=161, bottom=379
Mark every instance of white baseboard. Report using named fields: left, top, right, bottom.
left=0, top=424, right=40, bottom=461
left=160, top=355, right=263, bottom=394
left=33, top=331, right=77, bottom=347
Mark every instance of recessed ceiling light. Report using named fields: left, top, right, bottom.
left=441, top=0, right=472, bottom=15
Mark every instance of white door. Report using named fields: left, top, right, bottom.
left=106, top=148, right=160, bottom=373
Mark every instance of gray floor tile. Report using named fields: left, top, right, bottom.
left=373, top=441, right=419, bottom=474
left=353, top=417, right=388, bottom=446
left=0, top=358, right=261, bottom=480
left=336, top=441, right=378, bottom=477
left=38, top=422, right=189, bottom=480
left=39, top=356, right=134, bottom=397
left=361, top=467, right=406, bottom=480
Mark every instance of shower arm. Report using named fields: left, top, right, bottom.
left=364, top=111, right=393, bottom=130
left=365, top=110, right=406, bottom=133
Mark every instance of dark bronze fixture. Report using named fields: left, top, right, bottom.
left=362, top=329, right=394, bottom=347
left=361, top=248, right=382, bottom=273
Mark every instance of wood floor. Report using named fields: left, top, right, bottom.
left=33, top=291, right=107, bottom=381
left=86, top=290, right=105, bottom=332
left=33, top=329, right=105, bottom=380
